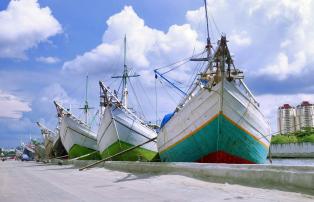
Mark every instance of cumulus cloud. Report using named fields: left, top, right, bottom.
left=63, top=1, right=314, bottom=83
left=40, top=83, right=79, bottom=108
left=185, top=0, right=314, bottom=80
left=62, top=2, right=314, bottom=125
left=0, top=90, right=31, bottom=119
left=258, top=51, right=306, bottom=80
left=228, top=31, right=252, bottom=47
left=253, top=0, right=314, bottom=79
left=62, top=6, right=204, bottom=83
left=36, top=56, right=60, bottom=64
left=35, top=83, right=81, bottom=128
left=0, top=0, right=62, bottom=59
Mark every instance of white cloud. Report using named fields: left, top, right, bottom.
left=0, top=0, right=62, bottom=59
left=62, top=6, right=204, bottom=84
left=40, top=83, right=79, bottom=109
left=60, top=2, right=314, bottom=124
left=62, top=43, right=121, bottom=74
left=63, top=2, right=314, bottom=82
left=252, top=0, right=314, bottom=79
left=185, top=1, right=314, bottom=80
left=36, top=56, right=60, bottom=64
left=0, top=90, right=31, bottom=119
left=26, top=83, right=81, bottom=132
left=3, top=117, right=33, bottom=133
left=258, top=51, right=306, bottom=80
left=228, top=31, right=252, bottom=47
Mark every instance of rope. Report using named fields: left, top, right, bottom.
left=161, top=59, right=191, bottom=75
left=116, top=78, right=123, bottom=95
left=136, top=79, right=154, bottom=114
left=155, top=78, right=158, bottom=125
left=185, top=60, right=206, bottom=93
left=155, top=51, right=204, bottom=71
left=158, top=79, right=181, bottom=106
left=210, top=14, right=221, bottom=38
left=128, top=77, right=146, bottom=120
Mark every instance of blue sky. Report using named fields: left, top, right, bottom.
left=1, top=0, right=314, bottom=148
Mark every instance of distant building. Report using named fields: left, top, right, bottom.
left=278, top=104, right=296, bottom=134
left=296, top=101, right=314, bottom=130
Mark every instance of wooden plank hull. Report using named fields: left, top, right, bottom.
left=97, top=106, right=158, bottom=161
left=59, top=116, right=98, bottom=159
left=158, top=80, right=271, bottom=164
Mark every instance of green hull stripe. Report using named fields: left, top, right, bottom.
left=101, top=141, right=157, bottom=161
left=69, top=144, right=100, bottom=160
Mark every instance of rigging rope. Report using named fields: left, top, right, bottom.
left=136, top=78, right=154, bottom=110
left=161, top=58, right=191, bottom=75
left=210, top=14, right=221, bottom=38
left=155, top=51, right=204, bottom=72
left=128, top=77, right=146, bottom=120
left=185, top=59, right=206, bottom=93
left=157, top=79, right=182, bottom=106
left=155, top=78, right=158, bottom=125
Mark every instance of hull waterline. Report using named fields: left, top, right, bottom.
left=60, top=115, right=100, bottom=159
left=97, top=106, right=158, bottom=161
left=158, top=81, right=271, bottom=164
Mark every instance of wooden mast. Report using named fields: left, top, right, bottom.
left=204, top=0, right=212, bottom=71
left=111, top=35, right=139, bottom=109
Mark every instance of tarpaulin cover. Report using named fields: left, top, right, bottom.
left=160, top=112, right=175, bottom=129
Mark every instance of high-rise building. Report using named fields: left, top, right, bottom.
left=296, top=101, right=314, bottom=130
left=278, top=104, right=296, bottom=134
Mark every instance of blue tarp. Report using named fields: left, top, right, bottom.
left=160, top=112, right=175, bottom=129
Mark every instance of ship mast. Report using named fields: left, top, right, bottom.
left=190, top=0, right=212, bottom=72
left=112, top=35, right=139, bottom=109
left=122, top=36, right=128, bottom=107
left=204, top=0, right=212, bottom=70
left=155, top=0, right=215, bottom=107
left=80, top=75, right=92, bottom=124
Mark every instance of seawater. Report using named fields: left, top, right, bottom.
left=268, top=158, right=314, bottom=166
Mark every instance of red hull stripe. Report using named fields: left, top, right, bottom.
left=197, top=151, right=255, bottom=164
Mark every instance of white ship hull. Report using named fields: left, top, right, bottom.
left=158, top=79, right=271, bottom=163
left=59, top=115, right=98, bottom=154
left=97, top=106, right=158, bottom=160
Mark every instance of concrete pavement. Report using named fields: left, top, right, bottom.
left=0, top=160, right=313, bottom=202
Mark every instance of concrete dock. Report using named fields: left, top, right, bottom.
left=1, top=160, right=314, bottom=202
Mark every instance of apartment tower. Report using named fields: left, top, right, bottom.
left=296, top=101, right=314, bottom=130
left=278, top=104, right=296, bottom=134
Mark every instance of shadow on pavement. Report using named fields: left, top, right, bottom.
left=114, top=173, right=154, bottom=183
